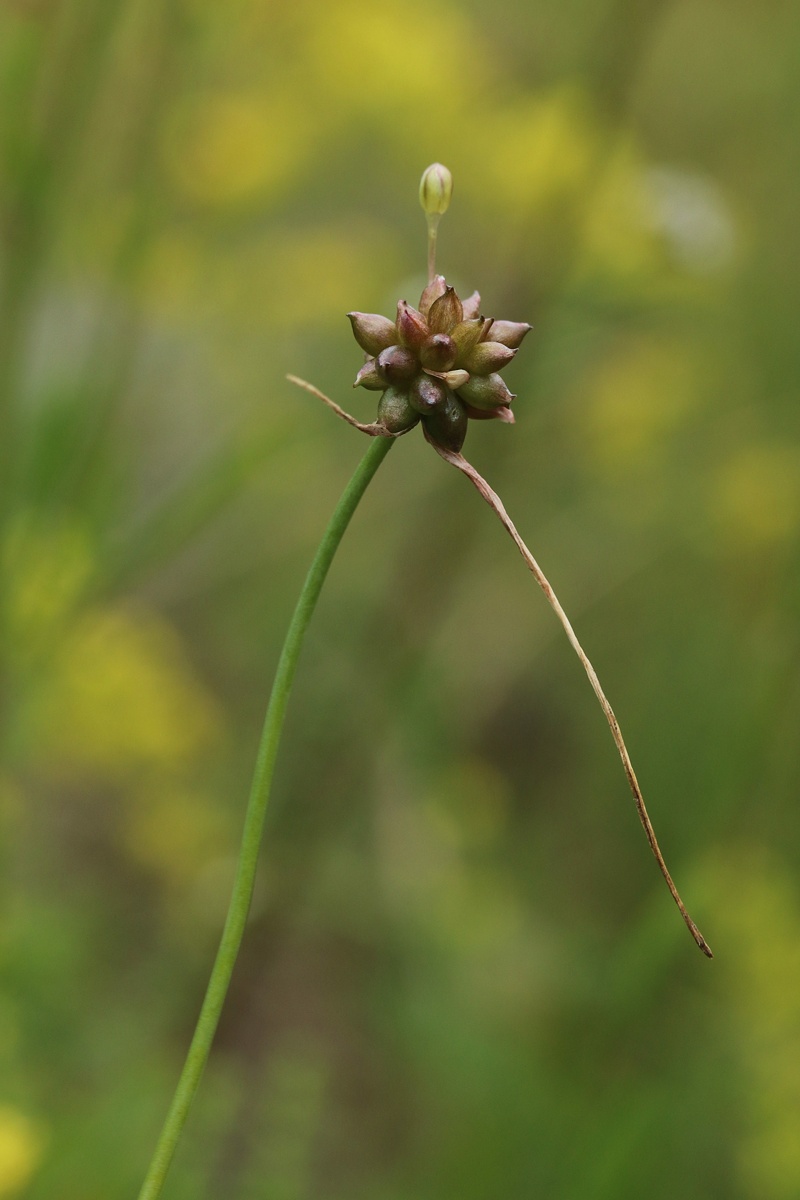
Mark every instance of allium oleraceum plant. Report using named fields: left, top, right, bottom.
left=136, top=164, right=711, bottom=1200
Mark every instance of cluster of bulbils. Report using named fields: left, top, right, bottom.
left=348, top=276, right=531, bottom=453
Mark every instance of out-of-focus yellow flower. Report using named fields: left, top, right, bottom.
left=579, top=337, right=697, bottom=472
left=163, top=90, right=315, bottom=207
left=706, top=850, right=800, bottom=1200
left=257, top=228, right=388, bottom=328
left=144, top=225, right=393, bottom=329
left=713, top=444, right=800, bottom=548
left=126, top=783, right=232, bottom=891
left=305, top=0, right=481, bottom=131
left=0, top=1106, right=46, bottom=1197
left=2, top=516, right=94, bottom=664
left=465, top=88, right=597, bottom=217
left=38, top=606, right=221, bottom=779
left=580, top=138, right=664, bottom=279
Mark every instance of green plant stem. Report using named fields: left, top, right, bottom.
left=137, top=433, right=395, bottom=1200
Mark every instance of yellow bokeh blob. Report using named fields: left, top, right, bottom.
left=466, top=87, right=597, bottom=217
left=142, top=219, right=395, bottom=328
left=2, top=515, right=94, bottom=665
left=253, top=227, right=394, bottom=328
left=713, top=443, right=800, bottom=548
left=126, top=783, right=231, bottom=890
left=39, top=606, right=221, bottom=780
left=706, top=849, right=800, bottom=1200
left=0, top=1106, right=46, bottom=1197
left=580, top=138, right=664, bottom=279
left=163, top=90, right=314, bottom=207
left=580, top=337, right=697, bottom=471
left=304, top=0, right=480, bottom=130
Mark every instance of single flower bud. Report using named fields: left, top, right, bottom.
left=419, top=163, right=453, bottom=216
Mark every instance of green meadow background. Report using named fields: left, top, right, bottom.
left=1, top=0, right=799, bottom=1196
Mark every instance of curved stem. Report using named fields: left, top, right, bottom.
left=137, top=434, right=395, bottom=1200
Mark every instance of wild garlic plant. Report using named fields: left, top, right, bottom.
left=138, top=164, right=711, bottom=1200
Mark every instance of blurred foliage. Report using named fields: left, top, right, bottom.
left=0, top=0, right=799, bottom=1196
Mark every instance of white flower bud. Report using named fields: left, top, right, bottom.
left=419, top=163, right=453, bottom=216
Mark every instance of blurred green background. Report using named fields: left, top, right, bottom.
left=1, top=0, right=799, bottom=1196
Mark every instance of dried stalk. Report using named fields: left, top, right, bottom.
left=427, top=435, right=712, bottom=958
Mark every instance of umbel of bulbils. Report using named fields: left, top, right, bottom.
left=347, top=163, right=530, bottom=452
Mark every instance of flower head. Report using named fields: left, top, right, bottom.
left=348, top=278, right=531, bottom=451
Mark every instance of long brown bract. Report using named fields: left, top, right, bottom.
left=427, top=437, right=712, bottom=958
left=287, top=373, right=712, bottom=958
